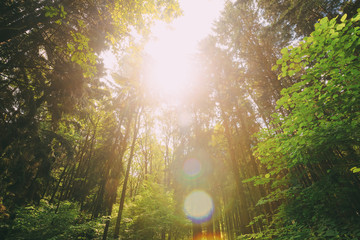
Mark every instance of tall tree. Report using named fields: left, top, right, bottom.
left=253, top=12, right=360, bottom=239
left=0, top=0, right=180, bottom=207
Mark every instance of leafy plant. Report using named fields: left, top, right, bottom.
left=253, top=9, right=360, bottom=239
left=120, top=181, right=190, bottom=240
left=5, top=200, right=103, bottom=240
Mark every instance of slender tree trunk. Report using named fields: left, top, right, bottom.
left=102, top=204, right=113, bottom=240
left=49, top=163, right=68, bottom=203
left=114, top=109, right=140, bottom=238
left=161, top=228, right=166, bottom=240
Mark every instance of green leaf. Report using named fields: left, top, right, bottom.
left=331, top=31, right=339, bottom=38
left=71, top=55, right=77, bottom=62
left=306, top=36, right=313, bottom=43
left=272, top=65, right=279, bottom=71
left=336, top=23, right=345, bottom=31
left=281, top=48, right=288, bottom=55
left=341, top=13, right=347, bottom=22
left=352, top=13, right=360, bottom=22
left=320, top=17, right=329, bottom=25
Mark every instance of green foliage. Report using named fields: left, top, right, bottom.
left=66, top=28, right=97, bottom=78
left=238, top=210, right=360, bottom=240
left=44, top=5, right=67, bottom=24
left=0, top=0, right=181, bottom=211
left=1, top=1, right=183, bottom=239
left=4, top=0, right=360, bottom=239
left=120, top=181, right=190, bottom=240
left=252, top=10, right=360, bottom=239
left=350, top=166, right=360, bottom=173
left=5, top=200, right=103, bottom=240
left=271, top=9, right=360, bottom=168
left=257, top=0, right=359, bottom=38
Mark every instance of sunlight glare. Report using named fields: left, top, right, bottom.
left=184, top=190, right=214, bottom=223
left=145, top=0, right=224, bottom=103
left=178, top=110, right=193, bottom=128
left=146, top=43, right=191, bottom=99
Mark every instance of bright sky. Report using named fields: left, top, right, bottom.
left=101, top=0, right=225, bottom=104
left=144, top=0, right=225, bottom=104
left=146, top=0, right=224, bottom=56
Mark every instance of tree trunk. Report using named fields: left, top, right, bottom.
left=114, top=109, right=140, bottom=238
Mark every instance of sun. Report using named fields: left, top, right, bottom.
left=143, top=0, right=224, bottom=105
left=146, top=38, right=192, bottom=98
left=144, top=25, right=193, bottom=103
left=101, top=1, right=224, bottom=104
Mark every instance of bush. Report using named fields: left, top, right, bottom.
left=4, top=200, right=103, bottom=240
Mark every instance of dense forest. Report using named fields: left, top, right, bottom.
left=1, top=0, right=360, bottom=239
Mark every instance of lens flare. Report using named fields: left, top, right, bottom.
left=184, top=190, right=214, bottom=224
left=183, top=158, right=201, bottom=178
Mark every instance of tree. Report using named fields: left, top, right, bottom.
left=121, top=181, right=189, bottom=240
left=0, top=1, right=182, bottom=238
left=257, top=0, right=360, bottom=37
left=253, top=11, right=360, bottom=239
left=0, top=0, right=180, bottom=208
